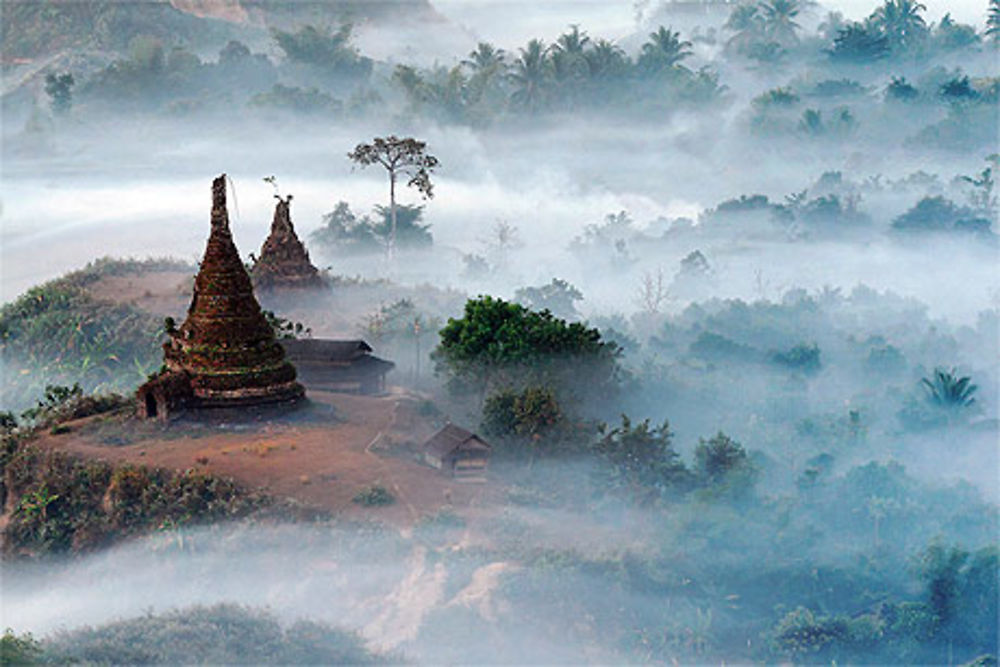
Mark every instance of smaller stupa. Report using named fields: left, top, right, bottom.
left=250, top=195, right=325, bottom=290
left=137, top=175, right=305, bottom=420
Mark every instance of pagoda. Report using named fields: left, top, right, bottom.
left=250, top=194, right=325, bottom=290
left=138, top=175, right=305, bottom=420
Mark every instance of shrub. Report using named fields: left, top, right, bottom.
left=42, top=604, right=384, bottom=664
left=352, top=484, right=394, bottom=507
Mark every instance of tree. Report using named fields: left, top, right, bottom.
left=44, top=72, right=74, bottom=115
left=271, top=24, right=371, bottom=79
left=0, top=628, right=42, bottom=664
left=510, top=39, right=552, bottom=112
left=462, top=42, right=508, bottom=111
left=593, top=415, right=689, bottom=498
left=462, top=41, right=506, bottom=74
left=693, top=431, right=757, bottom=499
left=585, top=39, right=629, bottom=82
left=920, top=368, right=977, bottom=408
left=725, top=4, right=765, bottom=53
left=514, top=278, right=583, bottom=319
left=637, top=26, right=693, bottom=77
left=829, top=23, right=890, bottom=62
left=868, top=0, right=928, bottom=52
left=760, top=0, right=803, bottom=47
left=549, top=25, right=590, bottom=104
left=481, top=385, right=568, bottom=458
left=347, top=136, right=438, bottom=261
left=959, top=162, right=997, bottom=218
left=989, top=0, right=1000, bottom=43
left=432, top=295, right=621, bottom=401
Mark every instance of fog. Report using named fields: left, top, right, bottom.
left=1, top=0, right=998, bottom=662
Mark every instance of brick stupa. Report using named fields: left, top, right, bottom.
left=137, top=175, right=305, bottom=420
left=250, top=195, right=325, bottom=290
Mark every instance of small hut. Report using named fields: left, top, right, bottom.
left=422, top=424, right=491, bottom=481
left=279, top=339, right=394, bottom=395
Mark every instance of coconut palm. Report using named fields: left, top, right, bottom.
left=510, top=39, right=552, bottom=112
left=585, top=38, right=629, bottom=80
left=637, top=26, right=693, bottom=77
left=869, top=0, right=928, bottom=51
left=549, top=25, right=591, bottom=105
left=462, top=42, right=506, bottom=75
left=988, top=0, right=1000, bottom=43
left=724, top=4, right=765, bottom=53
left=760, top=0, right=802, bottom=46
left=921, top=368, right=977, bottom=408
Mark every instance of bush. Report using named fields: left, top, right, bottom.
left=0, top=628, right=42, bottom=665
left=352, top=484, right=394, bottom=507
left=42, top=604, right=384, bottom=664
left=2, top=443, right=268, bottom=558
left=769, top=343, right=821, bottom=374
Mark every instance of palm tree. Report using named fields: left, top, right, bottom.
left=509, top=39, right=552, bottom=112
left=637, top=26, right=693, bottom=77
left=987, top=0, right=1000, bottom=43
left=462, top=42, right=506, bottom=75
left=760, top=0, right=802, bottom=46
left=461, top=41, right=508, bottom=113
left=585, top=38, right=629, bottom=80
left=724, top=4, right=764, bottom=53
left=869, top=0, right=928, bottom=51
left=921, top=368, right=977, bottom=408
left=549, top=25, right=591, bottom=105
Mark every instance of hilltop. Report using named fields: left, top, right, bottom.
left=1, top=0, right=438, bottom=61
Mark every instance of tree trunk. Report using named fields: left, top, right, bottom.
left=389, top=170, right=397, bottom=262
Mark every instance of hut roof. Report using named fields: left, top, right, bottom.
left=280, top=339, right=374, bottom=362
left=423, top=424, right=492, bottom=460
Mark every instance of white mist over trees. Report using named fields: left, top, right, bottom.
left=0, top=0, right=997, bottom=663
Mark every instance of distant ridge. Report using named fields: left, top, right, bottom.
left=1, top=0, right=437, bottom=60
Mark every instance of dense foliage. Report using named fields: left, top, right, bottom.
left=0, top=258, right=190, bottom=412
left=40, top=604, right=385, bottom=664
left=433, top=296, right=621, bottom=404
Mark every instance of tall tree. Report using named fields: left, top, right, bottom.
left=760, top=0, right=802, bottom=46
left=461, top=42, right=508, bottom=116
left=44, top=72, right=75, bottom=116
left=550, top=25, right=591, bottom=90
left=462, top=41, right=506, bottom=74
left=347, top=136, right=438, bottom=261
left=868, top=0, right=928, bottom=52
left=637, top=26, right=693, bottom=77
left=725, top=4, right=765, bottom=53
left=432, top=295, right=621, bottom=400
left=585, top=39, right=629, bottom=81
left=510, top=39, right=552, bottom=112
left=988, top=0, right=1000, bottom=43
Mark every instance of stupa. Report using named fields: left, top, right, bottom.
left=250, top=194, right=325, bottom=290
left=137, top=175, right=305, bottom=420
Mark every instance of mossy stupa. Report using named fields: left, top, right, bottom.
left=137, top=175, right=305, bottom=419
left=250, top=194, right=325, bottom=290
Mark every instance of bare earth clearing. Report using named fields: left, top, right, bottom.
left=34, top=390, right=499, bottom=526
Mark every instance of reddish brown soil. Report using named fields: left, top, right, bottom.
left=33, top=390, right=499, bottom=526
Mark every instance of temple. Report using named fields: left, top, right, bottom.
left=250, top=194, right=325, bottom=290
left=137, top=175, right=305, bottom=420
